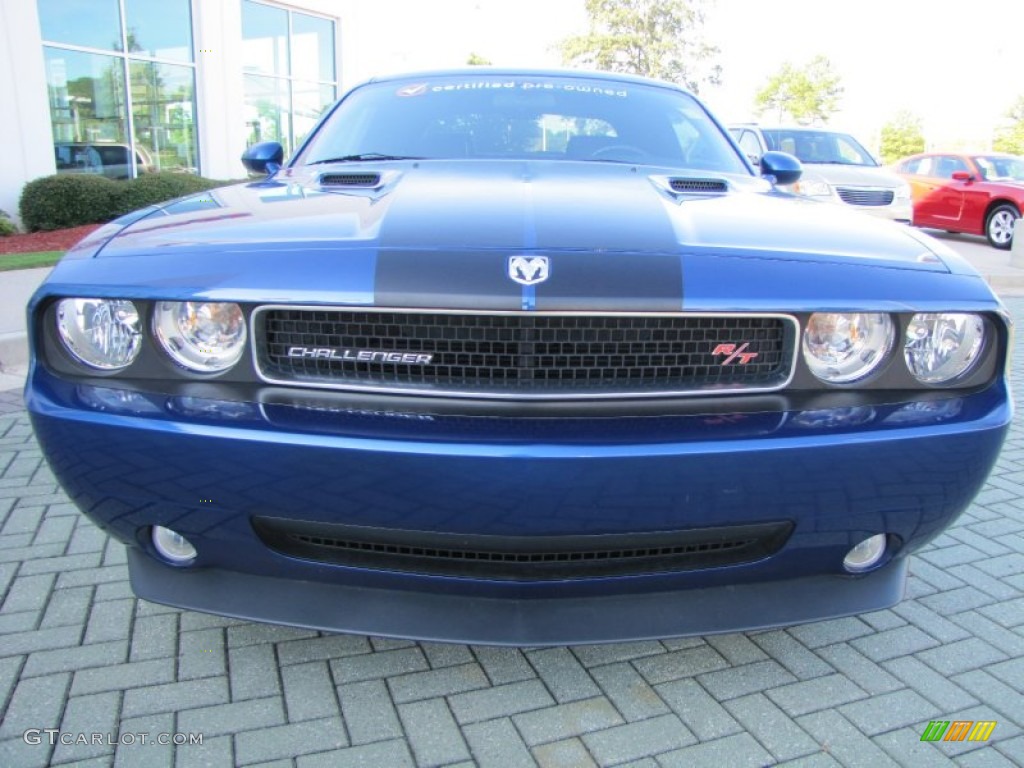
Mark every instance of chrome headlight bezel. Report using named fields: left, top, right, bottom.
left=904, top=312, right=986, bottom=385
left=153, top=301, right=247, bottom=374
left=802, top=312, right=895, bottom=384
left=56, top=298, right=143, bottom=371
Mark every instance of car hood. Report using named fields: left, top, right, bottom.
left=798, top=163, right=906, bottom=189
left=83, top=161, right=924, bottom=261
left=49, top=160, right=994, bottom=312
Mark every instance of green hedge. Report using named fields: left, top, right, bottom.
left=18, top=174, right=119, bottom=232
left=0, top=209, right=16, bottom=237
left=110, top=173, right=227, bottom=217
left=19, top=172, right=233, bottom=232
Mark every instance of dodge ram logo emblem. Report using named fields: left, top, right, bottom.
left=508, top=256, right=550, bottom=286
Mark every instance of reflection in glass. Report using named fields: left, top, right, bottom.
left=130, top=62, right=197, bottom=173
left=244, top=75, right=291, bottom=155
left=123, top=0, right=193, bottom=62
left=46, top=48, right=128, bottom=177
left=291, top=13, right=335, bottom=82
left=38, top=0, right=122, bottom=51
left=242, top=0, right=289, bottom=77
left=292, top=81, right=336, bottom=148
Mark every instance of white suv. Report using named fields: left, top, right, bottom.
left=729, top=125, right=912, bottom=223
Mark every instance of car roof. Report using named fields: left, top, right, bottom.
left=906, top=151, right=1018, bottom=158
left=727, top=124, right=861, bottom=136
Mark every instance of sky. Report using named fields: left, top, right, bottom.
left=346, top=0, right=1024, bottom=153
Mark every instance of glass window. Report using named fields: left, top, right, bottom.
left=292, top=81, right=336, bottom=148
left=737, top=130, right=762, bottom=161
left=241, top=3, right=338, bottom=155
left=934, top=156, right=969, bottom=179
left=130, top=62, right=197, bottom=173
left=38, top=0, right=122, bottom=52
left=45, top=47, right=128, bottom=155
left=242, top=1, right=289, bottom=77
left=41, top=0, right=198, bottom=180
left=973, top=156, right=1024, bottom=182
left=244, top=74, right=292, bottom=155
left=291, top=13, right=334, bottom=83
left=762, top=130, right=877, bottom=167
left=123, top=0, right=193, bottom=62
left=298, top=76, right=748, bottom=174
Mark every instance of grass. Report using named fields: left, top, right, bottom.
left=0, top=251, right=64, bottom=272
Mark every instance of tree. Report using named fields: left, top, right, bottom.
left=993, top=95, right=1024, bottom=155
left=558, top=0, right=721, bottom=94
left=754, top=55, right=843, bottom=124
left=466, top=52, right=492, bottom=66
left=878, top=111, right=925, bottom=164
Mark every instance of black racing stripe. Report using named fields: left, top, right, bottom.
left=534, top=252, right=683, bottom=311
left=374, top=250, right=522, bottom=310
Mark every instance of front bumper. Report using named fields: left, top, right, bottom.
left=26, top=369, right=1010, bottom=644
left=129, top=548, right=908, bottom=645
left=844, top=199, right=913, bottom=223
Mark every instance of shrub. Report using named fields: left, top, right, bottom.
left=0, top=209, right=16, bottom=236
left=110, top=172, right=229, bottom=217
left=19, top=172, right=234, bottom=232
left=19, top=174, right=119, bottom=231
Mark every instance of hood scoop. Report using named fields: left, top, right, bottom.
left=668, top=178, right=729, bottom=194
left=319, top=172, right=383, bottom=188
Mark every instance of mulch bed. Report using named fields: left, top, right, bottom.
left=0, top=224, right=101, bottom=254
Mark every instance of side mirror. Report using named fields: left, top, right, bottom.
left=241, top=142, right=284, bottom=176
left=951, top=171, right=974, bottom=182
left=760, top=151, right=802, bottom=186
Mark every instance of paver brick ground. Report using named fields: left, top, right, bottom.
left=2, top=300, right=1024, bottom=766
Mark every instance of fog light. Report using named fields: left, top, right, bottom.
left=843, top=534, right=887, bottom=573
left=152, top=526, right=197, bottom=564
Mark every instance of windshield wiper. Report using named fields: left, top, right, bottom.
left=309, top=153, right=423, bottom=164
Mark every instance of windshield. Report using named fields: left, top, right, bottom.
left=972, top=155, right=1024, bottom=182
left=296, top=75, right=749, bottom=174
left=762, top=129, right=878, bottom=167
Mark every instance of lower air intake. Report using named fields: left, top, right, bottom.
left=252, top=517, right=794, bottom=580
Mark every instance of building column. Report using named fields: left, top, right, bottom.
left=0, top=0, right=56, bottom=227
left=193, top=0, right=248, bottom=181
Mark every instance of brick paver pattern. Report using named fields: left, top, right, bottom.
left=2, top=301, right=1024, bottom=767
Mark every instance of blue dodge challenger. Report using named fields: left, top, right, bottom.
left=25, top=70, right=1011, bottom=645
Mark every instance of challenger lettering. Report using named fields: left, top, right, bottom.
left=287, top=347, right=433, bottom=365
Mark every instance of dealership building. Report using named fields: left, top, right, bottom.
left=0, top=0, right=364, bottom=225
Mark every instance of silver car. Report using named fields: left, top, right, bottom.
left=54, top=143, right=155, bottom=180
left=730, top=125, right=912, bottom=223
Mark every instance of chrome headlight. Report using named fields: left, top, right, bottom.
left=904, top=313, right=985, bottom=384
left=154, top=301, right=247, bottom=373
left=57, top=298, right=142, bottom=371
left=803, top=313, right=894, bottom=383
left=894, top=181, right=912, bottom=201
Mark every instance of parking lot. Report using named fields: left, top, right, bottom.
left=1, top=268, right=1022, bottom=767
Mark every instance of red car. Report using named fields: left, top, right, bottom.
left=894, top=152, right=1023, bottom=249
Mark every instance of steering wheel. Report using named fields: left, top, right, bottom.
left=590, top=144, right=650, bottom=162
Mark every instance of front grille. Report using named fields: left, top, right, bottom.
left=252, top=517, right=794, bottom=580
left=254, top=308, right=796, bottom=399
left=669, top=178, right=728, bottom=194
left=836, top=187, right=894, bottom=207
